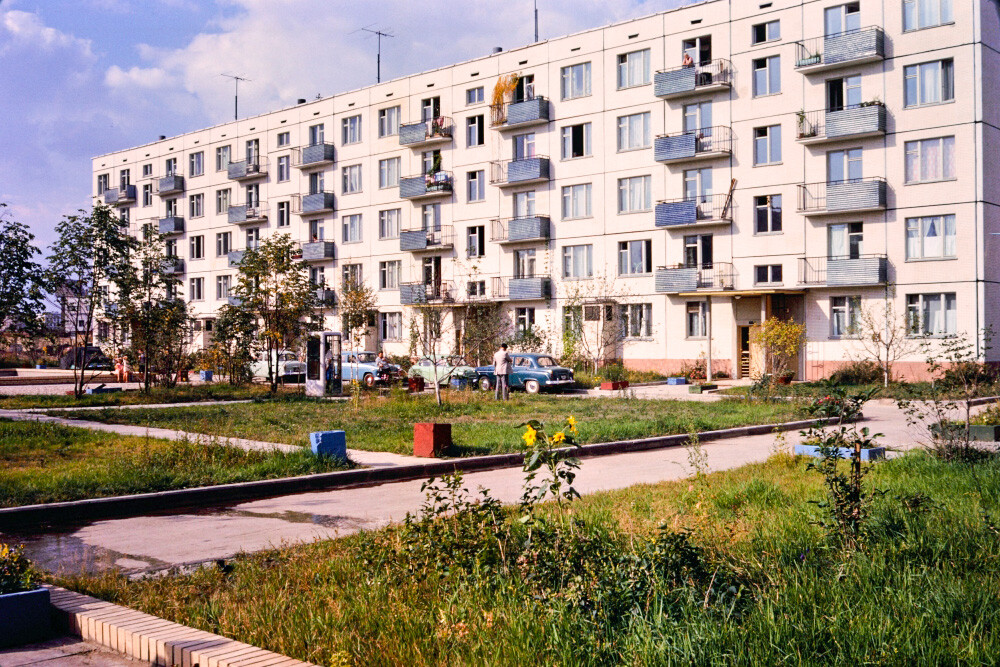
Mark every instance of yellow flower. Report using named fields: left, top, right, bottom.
left=522, top=424, right=537, bottom=448
left=551, top=431, right=566, bottom=445
left=566, top=415, right=578, bottom=434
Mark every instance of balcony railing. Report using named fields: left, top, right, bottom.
left=227, top=157, right=268, bottom=181
left=654, top=126, right=734, bottom=164
left=400, top=171, right=454, bottom=199
left=490, top=96, right=550, bottom=129
left=399, top=117, right=454, bottom=146
left=797, top=177, right=887, bottom=214
left=400, top=281, right=456, bottom=305
left=228, top=203, right=268, bottom=224
left=158, top=216, right=184, bottom=234
left=293, top=191, right=336, bottom=215
left=654, top=59, right=732, bottom=99
left=655, top=263, right=736, bottom=294
left=293, top=143, right=336, bottom=168
left=491, top=276, right=552, bottom=301
left=162, top=257, right=185, bottom=275
left=227, top=250, right=244, bottom=268
left=301, top=241, right=336, bottom=261
left=798, top=254, right=889, bottom=287
left=103, top=185, right=136, bottom=205
left=655, top=194, right=733, bottom=228
left=796, top=103, right=887, bottom=143
left=794, top=27, right=885, bottom=72
left=490, top=216, right=551, bottom=244
left=315, top=288, right=337, bottom=307
left=400, top=226, right=454, bottom=252
left=490, top=157, right=550, bottom=186
left=156, top=174, right=185, bottom=195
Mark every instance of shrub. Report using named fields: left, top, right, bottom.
left=0, top=543, right=36, bottom=594
left=829, top=360, right=883, bottom=385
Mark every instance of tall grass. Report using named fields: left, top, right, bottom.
left=0, top=382, right=296, bottom=410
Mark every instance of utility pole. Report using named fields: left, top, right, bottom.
left=221, top=73, right=251, bottom=121
left=358, top=26, right=395, bottom=83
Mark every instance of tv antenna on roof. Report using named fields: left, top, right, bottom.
left=353, top=24, right=394, bottom=83
left=221, top=73, right=251, bottom=121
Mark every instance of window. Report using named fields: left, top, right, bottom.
left=830, top=296, right=861, bottom=337
left=342, top=214, right=362, bottom=243
left=309, top=220, right=324, bottom=241
left=514, top=249, right=536, bottom=278
left=466, top=86, right=484, bottom=105
left=561, top=123, right=592, bottom=159
left=379, top=157, right=400, bottom=189
left=752, top=55, right=781, bottom=96
left=617, top=49, right=651, bottom=88
left=513, top=75, right=535, bottom=103
left=467, top=225, right=485, bottom=258
left=824, top=2, right=860, bottom=36
left=342, top=164, right=362, bottom=193
left=468, top=280, right=487, bottom=298
left=904, top=136, right=956, bottom=183
left=308, top=123, right=325, bottom=145
left=907, top=293, right=957, bottom=336
left=97, top=174, right=109, bottom=194
left=562, top=245, right=593, bottom=279
left=309, top=266, right=326, bottom=287
left=514, top=191, right=536, bottom=218
left=516, top=307, right=535, bottom=334
left=617, top=112, right=651, bottom=151
left=277, top=131, right=290, bottom=147
left=309, top=171, right=325, bottom=194
left=513, top=132, right=536, bottom=160
left=378, top=106, right=400, bottom=138
left=618, top=240, right=652, bottom=275
left=683, top=101, right=712, bottom=132
left=215, top=146, right=230, bottom=172
left=277, top=201, right=290, bottom=227
left=142, top=163, right=153, bottom=177
left=422, top=203, right=441, bottom=230
left=561, top=62, right=592, bottom=99
left=754, top=195, right=782, bottom=234
left=422, top=149, right=442, bottom=174
left=142, top=184, right=153, bottom=207
left=618, top=175, right=652, bottom=213
left=686, top=302, right=708, bottom=338
left=467, top=114, right=485, bottom=147
left=379, top=261, right=401, bottom=290
left=827, top=148, right=863, bottom=183
left=562, top=183, right=592, bottom=219
left=245, top=183, right=260, bottom=208
left=421, top=96, right=441, bottom=121
left=906, top=214, right=956, bottom=259
left=682, top=35, right=712, bottom=64
left=342, top=263, right=363, bottom=288
left=904, top=59, right=954, bottom=107
left=753, top=125, right=782, bottom=165
left=165, top=198, right=178, bottom=217
left=216, top=232, right=231, bottom=257
left=904, top=0, right=952, bottom=30
left=829, top=222, right=863, bottom=259
left=245, top=139, right=259, bottom=164
left=379, top=209, right=400, bottom=239
left=277, top=155, right=290, bottom=182
left=216, top=275, right=231, bottom=300
left=119, top=169, right=131, bottom=189
left=754, top=264, right=783, bottom=285
left=245, top=227, right=260, bottom=250
left=189, top=194, right=204, bottom=218
left=119, top=208, right=129, bottom=226
left=752, top=20, right=780, bottom=44
left=683, top=234, right=713, bottom=268
left=684, top=167, right=713, bottom=201
left=164, top=157, right=177, bottom=176
left=380, top=312, right=402, bottom=340
left=620, top=303, right=652, bottom=338
left=467, top=170, right=485, bottom=202
left=189, top=235, right=204, bottom=260
left=189, top=152, right=204, bottom=177
left=189, top=278, right=204, bottom=301
left=342, top=115, right=362, bottom=144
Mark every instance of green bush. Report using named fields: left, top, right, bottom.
left=829, top=360, right=883, bottom=385
left=0, top=543, right=35, bottom=594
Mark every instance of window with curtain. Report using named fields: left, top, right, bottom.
left=341, top=214, right=362, bottom=243
left=617, top=175, right=652, bottom=213
left=562, top=244, right=593, bottom=279
left=561, top=183, right=592, bottom=219
left=904, top=59, right=954, bottom=107
left=907, top=293, right=957, bottom=336
left=560, top=62, right=592, bottom=100
left=904, top=0, right=953, bottom=31
left=906, top=214, right=956, bottom=259
left=616, top=49, right=650, bottom=88
left=686, top=302, right=707, bottom=338
left=828, top=222, right=863, bottom=259
left=830, top=296, right=861, bottom=337
left=617, top=112, right=651, bottom=151
left=684, top=167, right=713, bottom=201
left=620, top=303, right=652, bottom=338
left=378, top=209, right=400, bottom=239
left=904, top=136, right=955, bottom=183
left=618, top=240, right=652, bottom=275
left=378, top=157, right=400, bottom=188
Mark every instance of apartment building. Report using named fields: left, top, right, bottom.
left=92, top=0, right=1000, bottom=379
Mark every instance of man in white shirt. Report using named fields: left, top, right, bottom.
left=493, top=343, right=512, bottom=401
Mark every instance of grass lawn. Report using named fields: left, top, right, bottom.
left=722, top=380, right=1000, bottom=400
left=56, top=451, right=1000, bottom=665
left=0, top=382, right=302, bottom=410
left=0, top=419, right=349, bottom=507
left=48, top=393, right=811, bottom=456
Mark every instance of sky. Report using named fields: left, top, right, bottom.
left=0, top=0, right=690, bottom=253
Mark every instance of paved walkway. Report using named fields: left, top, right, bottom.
left=0, top=636, right=147, bottom=667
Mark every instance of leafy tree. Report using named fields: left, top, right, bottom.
left=211, top=304, right=258, bottom=385
left=751, top=316, right=806, bottom=381
left=0, top=204, right=44, bottom=347
left=340, top=276, right=378, bottom=353
left=460, top=303, right=511, bottom=366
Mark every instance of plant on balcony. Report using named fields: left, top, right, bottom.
left=796, top=109, right=817, bottom=138
left=797, top=51, right=821, bottom=67
left=429, top=116, right=446, bottom=137
left=858, top=98, right=882, bottom=108
left=491, top=73, right=519, bottom=125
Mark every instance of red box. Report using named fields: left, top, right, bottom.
left=414, top=422, right=451, bottom=457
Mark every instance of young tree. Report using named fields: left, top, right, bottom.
left=211, top=304, right=258, bottom=385
left=850, top=295, right=919, bottom=387
left=751, top=316, right=806, bottom=381
left=560, top=275, right=630, bottom=373
left=410, top=305, right=459, bottom=406
left=339, top=277, right=378, bottom=355
left=0, top=204, right=45, bottom=348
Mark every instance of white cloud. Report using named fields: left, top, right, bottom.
left=1, top=9, right=93, bottom=56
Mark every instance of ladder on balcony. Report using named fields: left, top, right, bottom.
left=721, top=178, right=737, bottom=219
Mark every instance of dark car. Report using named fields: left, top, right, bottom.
left=475, top=353, right=575, bottom=394
left=60, top=346, right=113, bottom=371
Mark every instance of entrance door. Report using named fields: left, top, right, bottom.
left=738, top=326, right=751, bottom=379
left=740, top=325, right=766, bottom=379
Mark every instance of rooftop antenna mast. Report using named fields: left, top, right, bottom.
left=534, top=0, right=539, bottom=42
left=357, top=25, right=395, bottom=83
left=221, top=73, right=251, bottom=121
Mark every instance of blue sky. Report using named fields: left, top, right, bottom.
left=0, top=0, right=687, bottom=251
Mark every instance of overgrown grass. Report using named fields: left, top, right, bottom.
left=57, top=452, right=1000, bottom=665
left=50, top=394, right=810, bottom=456
left=0, top=382, right=300, bottom=410
left=572, top=367, right=670, bottom=389
left=723, top=380, right=1000, bottom=400
left=0, top=419, right=349, bottom=507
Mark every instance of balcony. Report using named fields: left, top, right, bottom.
left=491, top=216, right=551, bottom=244
left=301, top=241, right=336, bottom=261
left=655, top=194, right=733, bottom=229
left=399, top=117, right=454, bottom=147
left=794, top=27, right=885, bottom=73
left=400, top=226, right=454, bottom=252
left=490, top=157, right=550, bottom=187
left=798, top=255, right=889, bottom=287
left=158, top=216, right=184, bottom=234
left=227, top=250, right=245, bottom=268
left=162, top=257, right=185, bottom=275
left=227, top=157, right=268, bottom=181
left=156, top=175, right=185, bottom=196
left=400, top=281, right=456, bottom=305
left=315, top=288, right=337, bottom=307
left=654, top=59, right=732, bottom=100
left=797, top=177, right=887, bottom=216
left=655, top=263, right=736, bottom=294
left=654, top=126, right=733, bottom=164
left=796, top=104, right=887, bottom=144
left=294, top=143, right=336, bottom=169
left=492, top=276, right=552, bottom=301
left=294, top=191, right=336, bottom=216
left=490, top=96, right=550, bottom=130
left=228, top=203, right=268, bottom=225
left=400, top=171, right=454, bottom=200
left=103, top=185, right=136, bottom=206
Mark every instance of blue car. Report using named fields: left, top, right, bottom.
left=475, top=353, right=576, bottom=394
left=340, top=351, right=404, bottom=387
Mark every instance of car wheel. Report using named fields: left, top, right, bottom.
left=363, top=373, right=375, bottom=388
left=524, top=379, right=541, bottom=394
left=479, top=376, right=492, bottom=391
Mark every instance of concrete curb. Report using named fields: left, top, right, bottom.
left=0, top=416, right=838, bottom=529
left=45, top=585, right=315, bottom=666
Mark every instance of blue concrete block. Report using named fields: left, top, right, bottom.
left=310, top=430, right=347, bottom=459
left=667, top=377, right=688, bottom=385
left=0, top=587, right=51, bottom=648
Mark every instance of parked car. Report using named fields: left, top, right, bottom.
left=408, top=355, right=477, bottom=386
left=61, top=346, right=113, bottom=371
left=252, top=350, right=306, bottom=382
left=475, top=353, right=576, bottom=394
left=341, top=351, right=404, bottom=387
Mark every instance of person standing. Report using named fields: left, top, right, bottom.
left=493, top=343, right=512, bottom=401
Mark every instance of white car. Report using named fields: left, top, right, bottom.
left=252, top=350, right=306, bottom=382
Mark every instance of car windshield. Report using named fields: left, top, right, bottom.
left=279, top=353, right=297, bottom=361
left=351, top=353, right=376, bottom=363
left=447, top=356, right=467, bottom=366
left=535, top=356, right=558, bottom=367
